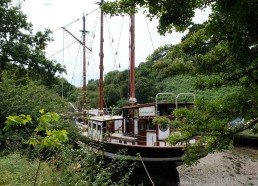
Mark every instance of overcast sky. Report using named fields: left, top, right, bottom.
left=22, top=0, right=211, bottom=87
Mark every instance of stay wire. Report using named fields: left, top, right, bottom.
left=47, top=40, right=78, bottom=59
left=51, top=7, right=98, bottom=33
left=52, top=17, right=81, bottom=33
left=105, top=16, right=118, bottom=70
left=145, top=16, right=155, bottom=51
left=70, top=40, right=82, bottom=87
left=115, top=17, right=124, bottom=68
left=104, top=16, right=125, bottom=100
left=86, top=7, right=99, bottom=16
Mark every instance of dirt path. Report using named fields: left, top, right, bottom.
left=178, top=147, right=258, bottom=186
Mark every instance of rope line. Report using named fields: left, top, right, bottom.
left=52, top=7, right=98, bottom=33
left=115, top=17, right=124, bottom=67
left=139, top=154, right=155, bottom=186
left=70, top=40, right=82, bottom=87
left=61, top=29, right=65, bottom=98
left=47, top=40, right=78, bottom=59
left=145, top=16, right=155, bottom=51
left=105, top=16, right=116, bottom=69
left=52, top=17, right=81, bottom=33
left=86, top=7, right=99, bottom=16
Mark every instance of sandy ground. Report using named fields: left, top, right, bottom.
left=178, top=147, right=258, bottom=186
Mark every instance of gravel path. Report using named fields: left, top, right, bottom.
left=178, top=147, right=258, bottom=186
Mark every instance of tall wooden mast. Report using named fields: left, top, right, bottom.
left=129, top=14, right=136, bottom=105
left=99, top=0, right=104, bottom=114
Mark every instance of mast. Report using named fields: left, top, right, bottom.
left=99, top=0, right=104, bottom=114
left=82, top=14, right=87, bottom=124
left=129, top=14, right=136, bottom=105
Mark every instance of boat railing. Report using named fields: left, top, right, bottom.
left=155, top=92, right=177, bottom=116
left=175, top=93, right=196, bottom=109
left=155, top=92, right=196, bottom=116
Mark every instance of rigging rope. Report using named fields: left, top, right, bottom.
left=139, top=154, right=155, bottom=186
left=145, top=16, right=155, bottom=51
left=52, top=17, right=81, bottom=33
left=52, top=7, right=98, bottom=33
left=70, top=41, right=82, bottom=87
left=47, top=40, right=78, bottom=59
left=115, top=17, right=124, bottom=68
left=85, top=9, right=100, bottom=82
left=86, top=7, right=99, bottom=16
left=105, top=16, right=120, bottom=70
left=61, top=29, right=65, bottom=98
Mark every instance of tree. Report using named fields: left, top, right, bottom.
left=102, top=0, right=258, bottom=164
left=0, top=0, right=65, bottom=88
left=102, top=0, right=214, bottom=35
left=0, top=78, right=68, bottom=125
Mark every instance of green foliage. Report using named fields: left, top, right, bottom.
left=4, top=114, right=32, bottom=131
left=102, top=0, right=209, bottom=35
left=0, top=78, right=67, bottom=124
left=0, top=0, right=65, bottom=87
left=51, top=144, right=137, bottom=185
left=52, top=77, right=78, bottom=100
left=167, top=88, right=258, bottom=165
left=4, top=111, right=69, bottom=151
left=152, top=116, right=169, bottom=129
left=104, top=70, right=129, bottom=106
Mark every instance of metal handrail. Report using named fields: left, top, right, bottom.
left=175, top=93, right=196, bottom=109
left=155, top=92, right=177, bottom=116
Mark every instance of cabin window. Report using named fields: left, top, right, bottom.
left=93, top=124, right=96, bottom=130
left=147, top=121, right=156, bottom=130
left=125, top=121, right=130, bottom=133
left=167, top=107, right=174, bottom=115
left=138, top=122, right=144, bottom=130
left=98, top=125, right=101, bottom=131
left=159, top=124, right=168, bottom=132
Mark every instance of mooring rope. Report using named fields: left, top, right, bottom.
left=139, top=154, right=155, bottom=186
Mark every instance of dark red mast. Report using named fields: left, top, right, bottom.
left=129, top=14, right=136, bottom=105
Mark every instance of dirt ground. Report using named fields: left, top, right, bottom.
left=177, top=147, right=258, bottom=186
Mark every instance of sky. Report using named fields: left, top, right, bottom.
left=21, top=0, right=211, bottom=87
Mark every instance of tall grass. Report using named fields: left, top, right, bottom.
left=0, top=153, right=61, bottom=186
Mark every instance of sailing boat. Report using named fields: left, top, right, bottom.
left=82, top=6, right=199, bottom=163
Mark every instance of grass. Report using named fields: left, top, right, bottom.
left=0, top=153, right=61, bottom=186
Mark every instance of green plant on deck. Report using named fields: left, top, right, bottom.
left=152, top=116, right=169, bottom=131
left=4, top=109, right=68, bottom=186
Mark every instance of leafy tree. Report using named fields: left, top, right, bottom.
left=51, top=78, right=77, bottom=100
left=0, top=0, right=65, bottom=88
left=0, top=77, right=72, bottom=150
left=103, top=70, right=129, bottom=107
left=135, top=77, right=156, bottom=103
left=86, top=79, right=99, bottom=108
left=0, top=78, right=67, bottom=124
